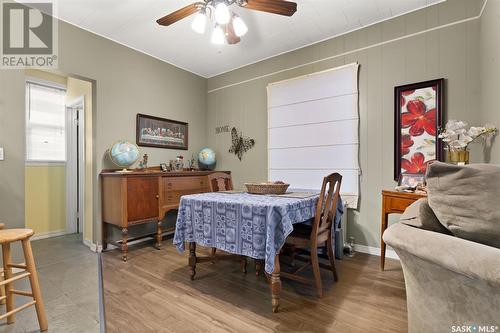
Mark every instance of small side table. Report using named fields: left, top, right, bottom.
left=380, top=190, right=426, bottom=270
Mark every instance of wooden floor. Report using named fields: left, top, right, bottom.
left=102, top=240, right=407, bottom=333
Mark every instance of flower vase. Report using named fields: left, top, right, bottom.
left=448, top=150, right=470, bottom=165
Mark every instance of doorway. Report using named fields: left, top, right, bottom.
left=24, top=70, right=94, bottom=249
left=66, top=97, right=85, bottom=236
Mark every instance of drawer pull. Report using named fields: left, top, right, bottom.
left=156, top=195, right=159, bottom=199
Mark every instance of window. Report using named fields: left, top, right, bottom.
left=26, top=81, right=66, bottom=162
left=267, top=63, right=360, bottom=207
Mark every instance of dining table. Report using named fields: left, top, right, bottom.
left=173, top=190, right=319, bottom=312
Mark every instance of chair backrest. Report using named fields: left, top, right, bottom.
left=208, top=172, right=233, bottom=192
left=311, top=173, right=342, bottom=244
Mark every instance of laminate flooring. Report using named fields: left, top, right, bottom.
left=102, top=241, right=406, bottom=333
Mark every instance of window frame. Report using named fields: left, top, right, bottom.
left=25, top=77, right=67, bottom=165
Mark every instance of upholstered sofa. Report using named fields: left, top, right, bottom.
left=383, top=162, right=500, bottom=333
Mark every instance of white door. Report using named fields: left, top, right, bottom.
left=66, top=97, right=85, bottom=236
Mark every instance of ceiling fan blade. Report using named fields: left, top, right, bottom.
left=224, top=21, right=241, bottom=45
left=157, top=3, right=199, bottom=26
left=241, top=0, right=297, bottom=16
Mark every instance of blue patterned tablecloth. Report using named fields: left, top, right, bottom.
left=174, top=192, right=319, bottom=274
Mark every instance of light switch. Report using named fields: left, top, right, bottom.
left=0, top=147, right=4, bottom=160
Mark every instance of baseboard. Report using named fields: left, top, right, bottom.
left=31, top=230, right=67, bottom=241
left=353, top=244, right=399, bottom=260
left=101, top=237, right=399, bottom=261
left=105, top=236, right=155, bottom=250
left=83, top=239, right=103, bottom=253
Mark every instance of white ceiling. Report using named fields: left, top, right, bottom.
left=47, top=0, right=443, bottom=78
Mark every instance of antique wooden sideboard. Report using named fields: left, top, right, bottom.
left=101, top=169, right=230, bottom=261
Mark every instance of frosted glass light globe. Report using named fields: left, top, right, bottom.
left=215, top=3, right=230, bottom=25
left=211, top=25, right=225, bottom=45
left=233, top=15, right=248, bottom=37
left=191, top=12, right=207, bottom=34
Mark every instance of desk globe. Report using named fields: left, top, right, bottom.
left=109, top=141, right=140, bottom=172
left=198, top=148, right=216, bottom=170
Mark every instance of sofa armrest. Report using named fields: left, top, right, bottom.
left=383, top=223, right=500, bottom=288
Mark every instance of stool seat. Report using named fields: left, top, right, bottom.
left=0, top=229, right=34, bottom=244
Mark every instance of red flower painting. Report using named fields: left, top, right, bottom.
left=401, top=100, right=437, bottom=136
left=400, top=134, right=414, bottom=155
left=401, top=152, right=429, bottom=174
left=395, top=79, right=443, bottom=180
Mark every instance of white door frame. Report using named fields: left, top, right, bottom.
left=66, top=97, right=85, bottom=236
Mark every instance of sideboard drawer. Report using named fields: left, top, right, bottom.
left=385, top=196, right=415, bottom=213
left=161, top=176, right=209, bottom=206
left=163, top=176, right=208, bottom=191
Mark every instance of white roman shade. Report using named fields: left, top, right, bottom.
left=267, top=63, right=360, bottom=207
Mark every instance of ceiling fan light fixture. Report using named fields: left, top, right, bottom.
left=211, top=25, right=225, bottom=45
left=214, top=2, right=230, bottom=25
left=232, top=14, right=248, bottom=37
left=191, top=10, right=207, bottom=34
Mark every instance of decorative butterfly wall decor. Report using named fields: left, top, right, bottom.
left=229, top=127, right=255, bottom=161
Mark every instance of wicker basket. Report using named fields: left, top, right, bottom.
left=245, top=183, right=290, bottom=195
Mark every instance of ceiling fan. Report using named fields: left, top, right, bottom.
left=156, top=0, right=298, bottom=45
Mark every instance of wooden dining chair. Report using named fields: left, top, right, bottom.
left=207, top=172, right=233, bottom=192
left=188, top=172, right=246, bottom=277
left=280, top=172, right=342, bottom=298
left=207, top=172, right=234, bottom=259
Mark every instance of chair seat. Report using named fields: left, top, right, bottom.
left=0, top=229, right=34, bottom=244
left=285, top=223, right=313, bottom=247
left=290, top=222, right=312, bottom=238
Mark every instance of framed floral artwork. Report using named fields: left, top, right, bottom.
left=394, top=79, right=444, bottom=180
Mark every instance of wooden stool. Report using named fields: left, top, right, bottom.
left=0, top=228, right=47, bottom=331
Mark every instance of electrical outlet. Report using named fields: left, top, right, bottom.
left=0, top=147, right=4, bottom=160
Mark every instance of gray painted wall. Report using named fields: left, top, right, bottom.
left=206, top=0, right=486, bottom=248
left=0, top=71, right=27, bottom=259
left=0, top=19, right=207, bottom=252
left=480, top=0, right=500, bottom=163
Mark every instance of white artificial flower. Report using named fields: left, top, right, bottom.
left=460, top=134, right=474, bottom=145
left=445, top=120, right=468, bottom=131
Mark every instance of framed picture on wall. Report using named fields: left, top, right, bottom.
left=394, top=78, right=444, bottom=180
left=136, top=114, right=188, bottom=150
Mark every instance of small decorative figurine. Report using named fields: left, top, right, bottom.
left=138, top=153, right=148, bottom=169
left=188, top=154, right=197, bottom=170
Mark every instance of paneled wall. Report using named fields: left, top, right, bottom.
left=206, top=0, right=485, bottom=248
left=480, top=0, right=500, bottom=164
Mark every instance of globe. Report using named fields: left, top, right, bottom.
left=109, top=141, right=140, bottom=171
left=198, top=148, right=216, bottom=170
